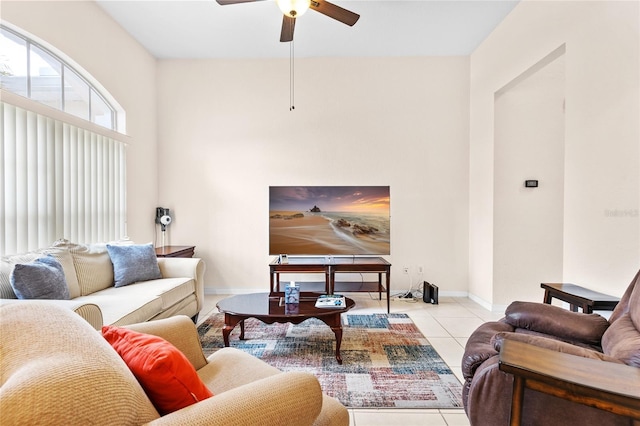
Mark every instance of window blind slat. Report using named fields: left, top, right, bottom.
left=15, top=107, right=27, bottom=253
left=0, top=101, right=126, bottom=256
left=0, top=103, right=4, bottom=255
left=37, top=114, right=48, bottom=246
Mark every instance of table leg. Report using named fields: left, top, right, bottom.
left=510, top=376, right=525, bottom=426
left=222, top=314, right=244, bottom=346
left=222, top=324, right=233, bottom=347
left=386, top=270, right=391, bottom=313
left=328, top=265, right=335, bottom=295
left=332, top=325, right=343, bottom=364
left=543, top=289, right=552, bottom=304
left=316, top=313, right=344, bottom=364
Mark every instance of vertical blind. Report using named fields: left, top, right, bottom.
left=0, top=100, right=126, bottom=256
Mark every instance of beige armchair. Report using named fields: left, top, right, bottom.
left=0, top=302, right=349, bottom=426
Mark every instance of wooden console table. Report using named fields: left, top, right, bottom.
left=499, top=339, right=640, bottom=425
left=155, top=245, right=195, bottom=258
left=540, top=283, right=619, bottom=313
left=269, top=256, right=391, bottom=313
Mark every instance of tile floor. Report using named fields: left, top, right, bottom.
left=198, top=293, right=505, bottom=426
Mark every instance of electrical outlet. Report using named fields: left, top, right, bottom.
left=417, top=266, right=423, bottom=274
left=403, top=266, right=409, bottom=274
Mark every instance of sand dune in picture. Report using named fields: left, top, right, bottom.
left=269, top=211, right=388, bottom=255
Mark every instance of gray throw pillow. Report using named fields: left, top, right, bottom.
left=107, top=243, right=162, bottom=288
left=10, top=255, right=70, bottom=299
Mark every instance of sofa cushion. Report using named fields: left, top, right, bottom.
left=0, top=247, right=80, bottom=299
left=107, top=243, right=161, bottom=288
left=53, top=240, right=115, bottom=295
left=142, top=277, right=195, bottom=310
left=102, top=326, right=213, bottom=415
left=628, top=272, right=640, bottom=331
left=601, top=313, right=640, bottom=367
left=1, top=252, right=42, bottom=299
left=75, top=285, right=164, bottom=326
left=10, top=256, right=70, bottom=300
left=44, top=248, right=81, bottom=298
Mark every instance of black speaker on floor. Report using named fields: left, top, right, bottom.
left=423, top=281, right=439, bottom=304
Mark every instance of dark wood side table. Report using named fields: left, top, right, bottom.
left=217, top=292, right=355, bottom=364
left=155, top=245, right=195, bottom=258
left=540, top=283, right=619, bottom=313
left=499, top=339, right=640, bottom=426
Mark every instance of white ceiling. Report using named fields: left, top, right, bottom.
left=96, top=0, right=520, bottom=59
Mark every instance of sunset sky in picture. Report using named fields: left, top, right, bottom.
left=269, top=186, right=390, bottom=214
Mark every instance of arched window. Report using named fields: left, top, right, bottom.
left=0, top=23, right=123, bottom=132
left=0, top=23, right=127, bottom=255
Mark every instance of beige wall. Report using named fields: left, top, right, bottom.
left=1, top=0, right=159, bottom=244
left=3, top=1, right=637, bottom=304
left=469, top=0, right=640, bottom=309
left=157, top=57, right=471, bottom=294
left=493, top=51, right=566, bottom=304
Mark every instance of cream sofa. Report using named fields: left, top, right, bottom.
left=0, top=302, right=349, bottom=426
left=0, top=239, right=205, bottom=329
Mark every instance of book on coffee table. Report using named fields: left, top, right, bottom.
left=315, top=294, right=346, bottom=308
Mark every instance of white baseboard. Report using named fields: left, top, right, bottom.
left=468, top=292, right=508, bottom=313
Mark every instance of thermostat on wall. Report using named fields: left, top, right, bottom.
left=524, top=180, right=539, bottom=188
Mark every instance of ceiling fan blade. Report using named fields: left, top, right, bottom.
left=216, top=0, right=265, bottom=5
left=280, top=16, right=296, bottom=42
left=310, top=0, right=359, bottom=26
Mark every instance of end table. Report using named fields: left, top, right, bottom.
left=155, top=245, right=195, bottom=258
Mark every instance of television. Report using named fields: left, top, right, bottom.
left=269, top=186, right=390, bottom=256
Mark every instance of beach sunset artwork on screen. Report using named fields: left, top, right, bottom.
left=269, top=186, right=390, bottom=255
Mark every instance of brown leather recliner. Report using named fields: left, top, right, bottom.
left=461, top=270, right=640, bottom=426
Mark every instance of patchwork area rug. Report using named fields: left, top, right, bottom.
left=197, top=313, right=463, bottom=409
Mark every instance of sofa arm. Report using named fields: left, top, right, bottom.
left=505, top=301, right=610, bottom=345
left=157, top=258, right=205, bottom=312
left=145, top=371, right=324, bottom=426
left=124, top=315, right=208, bottom=371
left=0, top=299, right=103, bottom=330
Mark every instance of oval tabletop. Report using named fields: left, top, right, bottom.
left=216, top=292, right=355, bottom=318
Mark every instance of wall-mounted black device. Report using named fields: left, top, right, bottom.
left=524, top=180, right=539, bottom=188
left=155, top=207, right=172, bottom=231
left=423, top=281, right=439, bottom=304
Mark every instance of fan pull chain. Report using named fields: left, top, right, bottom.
left=289, top=40, right=295, bottom=111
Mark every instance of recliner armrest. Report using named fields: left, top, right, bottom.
left=505, top=301, right=609, bottom=345
left=498, top=339, right=640, bottom=420
left=144, top=371, right=324, bottom=426
left=462, top=320, right=514, bottom=379
left=491, top=332, right=624, bottom=364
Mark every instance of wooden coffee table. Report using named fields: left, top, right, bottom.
left=216, top=292, right=355, bottom=364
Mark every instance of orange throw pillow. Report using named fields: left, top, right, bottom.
left=102, top=326, right=213, bottom=415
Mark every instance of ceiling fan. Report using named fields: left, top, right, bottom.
left=215, top=0, right=360, bottom=42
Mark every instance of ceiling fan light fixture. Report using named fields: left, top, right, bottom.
left=276, top=0, right=311, bottom=18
